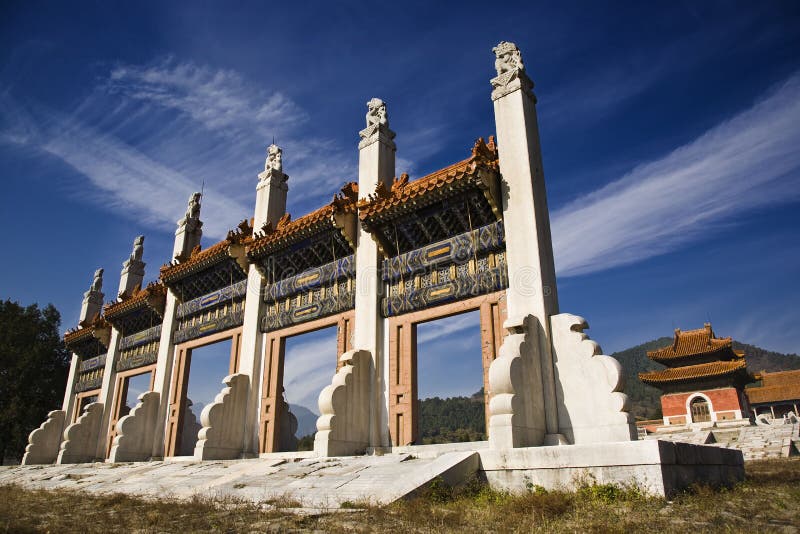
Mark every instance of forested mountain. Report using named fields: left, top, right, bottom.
left=419, top=390, right=486, bottom=444
left=731, top=341, right=800, bottom=374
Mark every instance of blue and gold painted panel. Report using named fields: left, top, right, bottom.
left=176, top=279, right=248, bottom=320
left=381, top=222, right=508, bottom=317
left=261, top=288, right=354, bottom=331
left=174, top=308, right=245, bottom=344
left=263, top=255, right=355, bottom=303
left=173, top=280, right=247, bottom=344
left=74, top=361, right=105, bottom=393
left=259, top=256, right=356, bottom=331
left=382, top=221, right=505, bottom=283
left=119, top=324, right=162, bottom=351
left=116, top=339, right=160, bottom=372
left=382, top=267, right=508, bottom=316
left=78, top=353, right=106, bottom=373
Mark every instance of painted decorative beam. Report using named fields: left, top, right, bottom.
left=382, top=221, right=505, bottom=283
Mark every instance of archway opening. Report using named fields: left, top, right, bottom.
left=690, top=396, right=711, bottom=423
left=119, top=372, right=152, bottom=419
left=282, top=325, right=338, bottom=451
left=416, top=310, right=486, bottom=444
left=178, top=338, right=233, bottom=456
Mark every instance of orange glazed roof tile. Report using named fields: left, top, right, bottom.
left=246, top=182, right=358, bottom=259
left=639, top=359, right=748, bottom=385
left=356, top=137, right=501, bottom=221
left=64, top=315, right=111, bottom=348
left=160, top=219, right=253, bottom=283
left=103, top=281, right=167, bottom=320
left=647, top=323, right=736, bottom=362
left=746, top=369, right=800, bottom=404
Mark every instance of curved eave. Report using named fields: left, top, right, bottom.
left=639, top=360, right=749, bottom=385
left=358, top=165, right=501, bottom=229
left=104, top=284, right=167, bottom=324
left=246, top=199, right=358, bottom=262
left=159, top=220, right=253, bottom=287
left=647, top=345, right=740, bottom=364
left=64, top=320, right=111, bottom=352
left=160, top=243, right=250, bottom=288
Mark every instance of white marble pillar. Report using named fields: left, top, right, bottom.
left=238, top=144, right=288, bottom=456
left=93, top=328, right=121, bottom=460
left=150, top=192, right=203, bottom=458
left=63, top=269, right=105, bottom=424
left=489, top=41, right=563, bottom=445
left=95, top=234, right=153, bottom=459
left=61, top=354, right=80, bottom=421
left=355, top=98, right=395, bottom=447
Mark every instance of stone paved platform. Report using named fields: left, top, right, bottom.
left=0, top=451, right=479, bottom=509
left=0, top=440, right=745, bottom=507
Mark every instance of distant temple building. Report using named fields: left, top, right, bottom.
left=639, top=324, right=754, bottom=427
left=746, top=370, right=800, bottom=421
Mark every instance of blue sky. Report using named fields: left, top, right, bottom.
left=1, top=1, right=799, bottom=404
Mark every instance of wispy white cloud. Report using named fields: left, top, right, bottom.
left=100, top=58, right=367, bottom=208
left=552, top=72, right=800, bottom=277
left=417, top=311, right=480, bottom=345
left=0, top=93, right=249, bottom=239
left=283, top=331, right=338, bottom=413
left=0, top=57, right=369, bottom=238
left=105, top=58, right=307, bottom=138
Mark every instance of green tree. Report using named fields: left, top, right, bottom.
left=0, top=300, right=70, bottom=464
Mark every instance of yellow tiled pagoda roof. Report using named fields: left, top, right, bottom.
left=647, top=323, right=738, bottom=363
left=746, top=370, right=800, bottom=404
left=639, top=359, right=748, bottom=385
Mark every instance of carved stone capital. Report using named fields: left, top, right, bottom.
left=79, top=288, right=105, bottom=326
left=358, top=124, right=396, bottom=150
left=257, top=168, right=289, bottom=189
left=176, top=216, right=203, bottom=234
left=491, top=69, right=536, bottom=102
left=120, top=258, right=145, bottom=276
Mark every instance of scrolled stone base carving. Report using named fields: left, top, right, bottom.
left=314, top=349, right=372, bottom=457
left=108, top=391, right=160, bottom=462
left=21, top=410, right=66, bottom=465
left=194, top=374, right=249, bottom=460
left=488, top=316, right=547, bottom=449
left=57, top=402, right=104, bottom=464
left=550, top=313, right=636, bottom=444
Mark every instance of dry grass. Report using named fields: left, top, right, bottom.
left=2, top=459, right=799, bottom=533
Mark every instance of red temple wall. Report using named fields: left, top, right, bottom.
left=661, top=387, right=746, bottom=420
